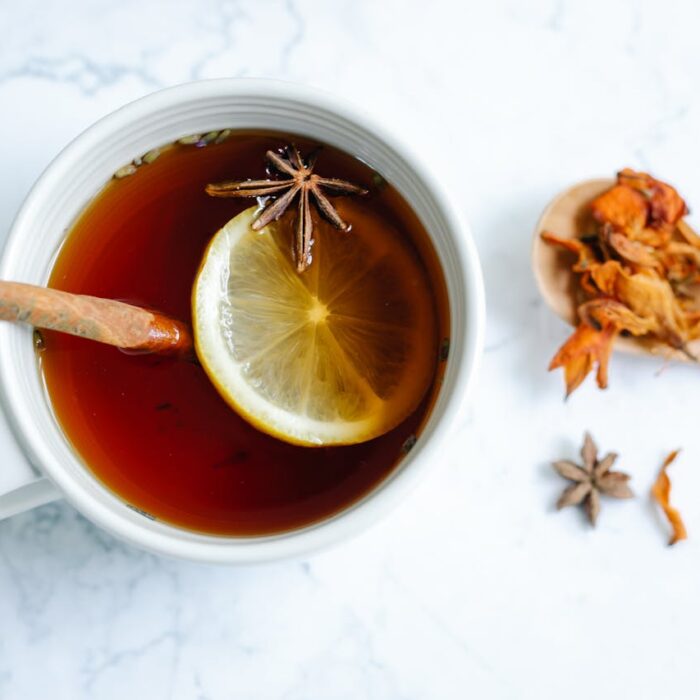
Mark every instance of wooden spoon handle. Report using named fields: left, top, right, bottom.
left=0, top=281, right=193, bottom=357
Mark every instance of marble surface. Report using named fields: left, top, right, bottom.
left=2, top=0, right=700, bottom=697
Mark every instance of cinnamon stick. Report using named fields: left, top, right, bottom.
left=0, top=281, right=193, bottom=357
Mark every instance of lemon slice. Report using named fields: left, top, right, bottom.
left=192, top=203, right=436, bottom=446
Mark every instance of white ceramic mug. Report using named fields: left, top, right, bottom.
left=0, top=79, right=484, bottom=563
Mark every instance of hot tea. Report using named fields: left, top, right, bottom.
left=39, top=130, right=449, bottom=536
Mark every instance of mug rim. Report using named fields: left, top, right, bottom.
left=0, top=78, right=484, bottom=563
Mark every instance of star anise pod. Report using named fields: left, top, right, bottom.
left=205, top=145, right=368, bottom=272
left=553, top=432, right=634, bottom=526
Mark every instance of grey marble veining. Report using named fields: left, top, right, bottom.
left=2, top=0, right=700, bottom=698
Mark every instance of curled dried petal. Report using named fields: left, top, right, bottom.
left=578, top=299, right=656, bottom=337
left=586, top=261, right=686, bottom=345
left=549, top=323, right=618, bottom=396
left=676, top=220, right=700, bottom=248
left=589, top=260, right=624, bottom=295
left=563, top=352, right=593, bottom=397
left=540, top=231, right=599, bottom=272
left=614, top=269, right=688, bottom=348
left=605, top=228, right=662, bottom=270
left=662, top=242, right=700, bottom=285
left=651, top=450, right=688, bottom=546
left=579, top=271, right=599, bottom=295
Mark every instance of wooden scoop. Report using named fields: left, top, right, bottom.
left=532, top=178, right=700, bottom=361
left=0, top=281, right=193, bottom=358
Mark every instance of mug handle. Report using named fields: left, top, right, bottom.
left=0, top=407, right=61, bottom=519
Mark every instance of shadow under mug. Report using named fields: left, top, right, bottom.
left=0, top=79, right=484, bottom=563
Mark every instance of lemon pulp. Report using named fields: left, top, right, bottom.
left=192, top=203, right=437, bottom=446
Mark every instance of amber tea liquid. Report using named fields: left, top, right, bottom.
left=40, top=131, right=449, bottom=535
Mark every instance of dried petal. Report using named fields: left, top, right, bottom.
left=585, top=258, right=690, bottom=348
left=651, top=450, right=688, bottom=545
left=591, top=184, right=648, bottom=235
left=659, top=241, right=700, bottom=297
left=561, top=351, right=594, bottom=397
left=579, top=271, right=598, bottom=295
left=596, top=472, right=634, bottom=499
left=614, top=268, right=688, bottom=348
left=589, top=260, right=624, bottom=295
left=676, top=220, right=700, bottom=248
left=605, top=228, right=661, bottom=269
left=667, top=241, right=700, bottom=261
left=557, top=481, right=592, bottom=509
left=685, top=315, right=700, bottom=341
left=618, top=168, right=687, bottom=232
left=549, top=323, right=618, bottom=396
left=552, top=460, right=589, bottom=482
left=540, top=231, right=599, bottom=272
left=584, top=489, right=601, bottom=526
left=578, top=299, right=656, bottom=337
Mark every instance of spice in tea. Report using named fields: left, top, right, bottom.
left=206, top=143, right=368, bottom=272
left=38, top=131, right=449, bottom=536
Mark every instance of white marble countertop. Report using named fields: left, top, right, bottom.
left=2, top=1, right=700, bottom=698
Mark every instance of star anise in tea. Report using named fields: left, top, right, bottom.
left=553, top=432, right=634, bottom=526
left=206, top=145, right=368, bottom=272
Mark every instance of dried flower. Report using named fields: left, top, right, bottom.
left=542, top=169, right=699, bottom=396
left=651, top=450, right=687, bottom=545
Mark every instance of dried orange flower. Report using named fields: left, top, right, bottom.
left=542, top=169, right=698, bottom=396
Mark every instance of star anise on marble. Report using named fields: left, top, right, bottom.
left=553, top=432, right=634, bottom=526
left=206, top=145, right=368, bottom=272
